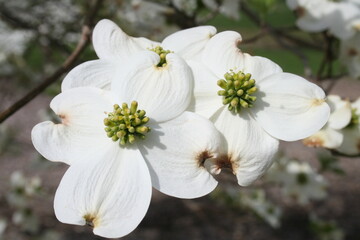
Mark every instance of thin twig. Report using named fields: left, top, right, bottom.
left=242, top=30, right=267, bottom=44
left=241, top=3, right=322, bottom=51
left=241, top=3, right=313, bottom=78
left=330, top=149, right=360, bottom=158
left=0, top=0, right=103, bottom=124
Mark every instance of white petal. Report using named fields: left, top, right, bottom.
left=54, top=145, right=152, bottom=238
left=112, top=51, right=193, bottom=122
left=337, top=127, right=360, bottom=155
left=328, top=3, right=359, bottom=40
left=327, top=95, right=352, bottom=130
left=92, top=19, right=159, bottom=59
left=31, top=87, right=114, bottom=164
left=138, top=112, right=220, bottom=199
left=61, top=60, right=116, bottom=91
left=188, top=61, right=223, bottom=118
left=161, top=26, right=217, bottom=60
left=243, top=55, right=283, bottom=83
left=202, top=31, right=245, bottom=78
left=211, top=107, right=279, bottom=186
left=253, top=73, right=330, bottom=141
left=303, top=126, right=343, bottom=149
left=352, top=97, right=360, bottom=112
left=297, top=16, right=332, bottom=32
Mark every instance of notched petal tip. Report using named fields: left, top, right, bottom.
left=196, top=150, right=215, bottom=168
left=303, top=136, right=325, bottom=148
left=204, top=153, right=238, bottom=176
left=312, top=98, right=326, bottom=106
left=84, top=213, right=100, bottom=228
left=57, top=113, right=69, bottom=125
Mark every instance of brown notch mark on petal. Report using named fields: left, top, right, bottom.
left=311, top=98, right=325, bottom=106
left=348, top=48, right=358, bottom=57
left=295, top=6, right=306, bottom=17
left=303, top=136, right=324, bottom=147
left=84, top=213, right=100, bottom=228
left=58, top=113, right=70, bottom=125
left=196, top=150, right=214, bottom=168
left=214, top=154, right=239, bottom=174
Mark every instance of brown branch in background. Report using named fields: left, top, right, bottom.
left=241, top=3, right=322, bottom=51
left=242, top=30, right=267, bottom=44
left=0, top=0, right=103, bottom=124
left=330, top=149, right=360, bottom=158
left=317, top=33, right=335, bottom=80
left=164, top=2, right=198, bottom=29
left=241, top=3, right=313, bottom=79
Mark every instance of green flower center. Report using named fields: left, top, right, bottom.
left=296, top=172, right=308, bottom=185
left=149, top=46, right=172, bottom=67
left=346, top=108, right=359, bottom=129
left=104, top=101, right=150, bottom=146
left=217, top=70, right=257, bottom=113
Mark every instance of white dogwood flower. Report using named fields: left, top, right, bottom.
left=328, top=2, right=360, bottom=40
left=286, top=0, right=337, bottom=32
left=61, top=19, right=217, bottom=90
left=303, top=95, right=352, bottom=149
left=287, top=0, right=360, bottom=40
left=340, top=33, right=360, bottom=78
left=32, top=50, right=222, bottom=238
left=189, top=31, right=330, bottom=186
left=336, top=97, right=360, bottom=155
left=268, top=159, right=328, bottom=205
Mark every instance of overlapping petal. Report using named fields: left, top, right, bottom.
left=210, top=107, right=279, bottom=186
left=188, top=61, right=223, bottom=118
left=202, top=31, right=245, bottom=78
left=337, top=127, right=360, bottom=155
left=54, top=145, right=151, bottom=238
left=31, top=87, right=114, bottom=164
left=92, top=19, right=159, bottom=60
left=138, top=111, right=220, bottom=199
left=61, top=60, right=117, bottom=91
left=162, top=26, right=217, bottom=60
left=303, top=126, right=343, bottom=148
left=252, top=72, right=330, bottom=141
left=112, top=51, right=193, bottom=122
left=242, top=55, right=283, bottom=83
left=327, top=95, right=352, bottom=130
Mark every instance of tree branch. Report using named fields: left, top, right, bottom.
left=241, top=3, right=322, bottom=51
left=330, top=149, right=360, bottom=158
left=0, top=0, right=103, bottom=124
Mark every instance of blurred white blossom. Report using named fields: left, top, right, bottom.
left=310, top=215, right=345, bottom=240
left=7, top=171, right=41, bottom=208
left=0, top=219, right=6, bottom=238
left=0, top=22, right=33, bottom=63
left=267, top=158, right=328, bottom=205
left=340, top=33, right=360, bottom=79
left=172, top=0, right=198, bottom=16
left=219, top=0, right=240, bottom=20
left=113, top=0, right=176, bottom=39
left=12, top=209, right=39, bottom=233
left=336, top=97, right=360, bottom=155
left=304, top=95, right=352, bottom=149
left=287, top=0, right=360, bottom=40
left=241, top=190, right=282, bottom=228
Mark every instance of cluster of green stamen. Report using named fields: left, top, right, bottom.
left=104, top=101, right=150, bottom=146
left=150, top=46, right=172, bottom=67
left=217, top=70, right=258, bottom=113
left=296, top=172, right=308, bottom=185
left=346, top=108, right=360, bottom=128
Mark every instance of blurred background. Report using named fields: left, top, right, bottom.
left=0, top=0, right=360, bottom=239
